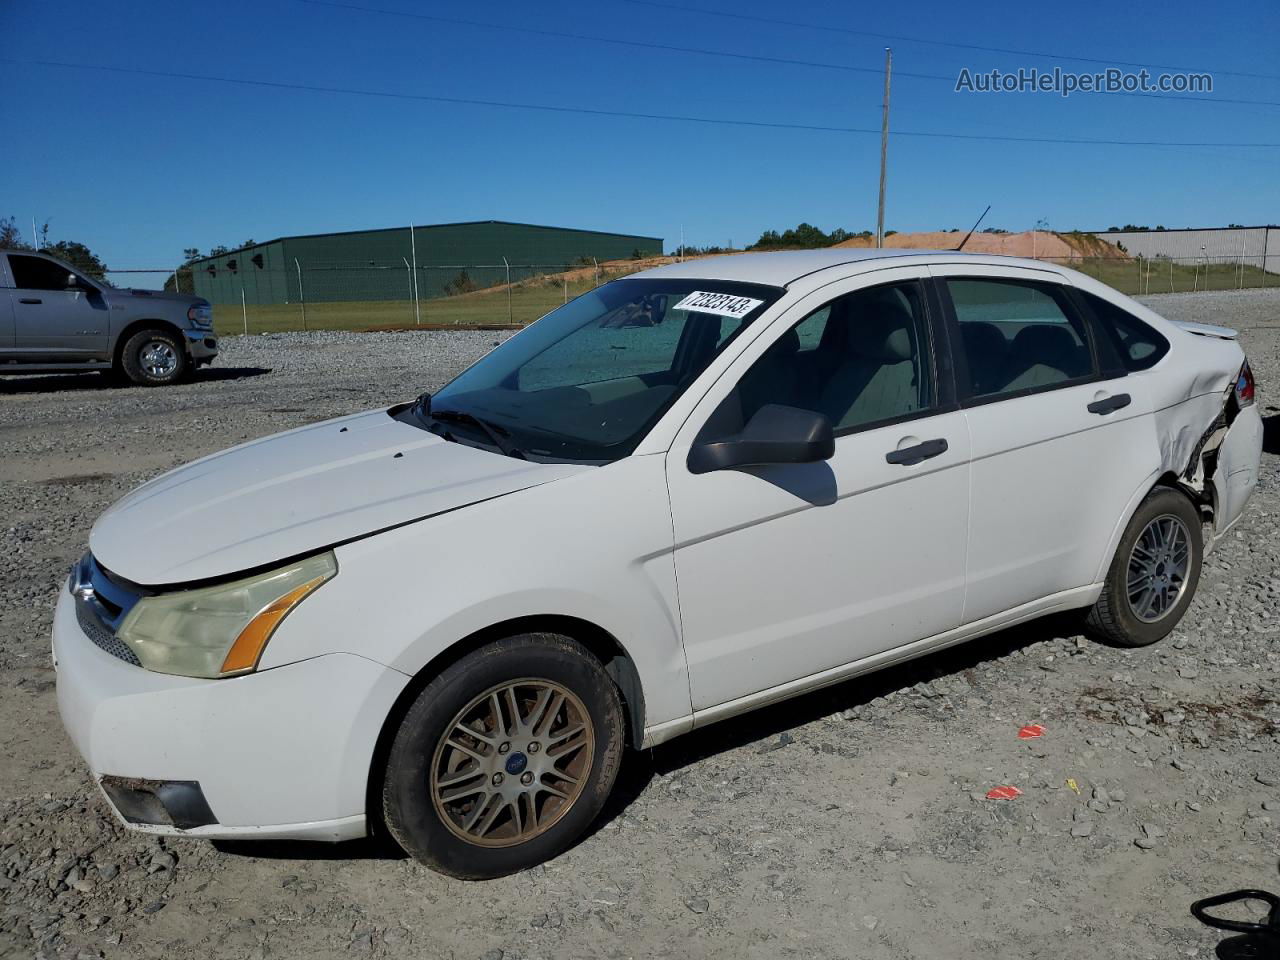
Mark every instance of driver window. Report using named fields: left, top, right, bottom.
left=700, top=280, right=934, bottom=439
left=8, top=254, right=84, bottom=292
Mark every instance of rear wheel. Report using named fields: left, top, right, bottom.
left=1086, top=486, right=1202, bottom=647
left=381, top=634, right=625, bottom=879
left=120, top=328, right=187, bottom=386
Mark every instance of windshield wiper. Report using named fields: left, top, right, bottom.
left=429, top=408, right=526, bottom=460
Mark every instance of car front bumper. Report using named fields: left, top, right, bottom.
left=184, top=329, right=218, bottom=364
left=52, top=586, right=409, bottom=841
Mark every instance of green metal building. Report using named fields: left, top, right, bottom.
left=187, top=220, right=663, bottom=305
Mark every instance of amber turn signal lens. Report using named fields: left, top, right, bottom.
left=219, top=575, right=328, bottom=675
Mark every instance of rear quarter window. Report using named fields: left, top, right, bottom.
left=1078, top=290, right=1169, bottom=372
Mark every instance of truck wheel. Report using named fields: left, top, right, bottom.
left=120, top=329, right=187, bottom=386
left=381, top=634, right=625, bottom=879
left=1086, top=486, right=1203, bottom=647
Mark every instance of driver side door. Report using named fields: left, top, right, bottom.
left=7, top=253, right=110, bottom=358
left=665, top=269, right=972, bottom=717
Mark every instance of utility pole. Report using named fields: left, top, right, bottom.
left=876, top=47, right=892, bottom=249
left=410, top=224, right=421, bottom=326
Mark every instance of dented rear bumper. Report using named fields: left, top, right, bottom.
left=1211, top=402, right=1262, bottom=537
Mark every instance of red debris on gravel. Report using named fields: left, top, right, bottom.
left=1018, top=724, right=1046, bottom=739
left=986, top=786, right=1023, bottom=801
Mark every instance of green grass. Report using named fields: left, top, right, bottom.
left=211, top=258, right=1279, bottom=335
left=212, top=266, right=643, bottom=335
left=1055, top=258, right=1280, bottom=296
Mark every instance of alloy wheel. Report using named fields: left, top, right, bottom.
left=430, top=679, right=594, bottom=847
left=1126, top=513, right=1192, bottom=623
left=139, top=341, right=179, bottom=378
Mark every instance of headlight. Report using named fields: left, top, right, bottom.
left=187, top=304, right=213, bottom=327
left=115, top=552, right=337, bottom=679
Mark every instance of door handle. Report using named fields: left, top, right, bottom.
left=885, top=437, right=948, bottom=465
left=18, top=298, right=41, bottom=304
left=1087, top=393, right=1131, bottom=415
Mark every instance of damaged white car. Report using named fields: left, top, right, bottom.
left=53, top=250, right=1262, bottom=878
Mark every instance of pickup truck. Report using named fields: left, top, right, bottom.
left=0, top=249, right=217, bottom=386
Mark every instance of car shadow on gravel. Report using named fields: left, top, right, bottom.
left=211, top=834, right=406, bottom=863
left=593, top=612, right=1086, bottom=839
left=0, top=367, right=271, bottom=394
left=1262, top=409, right=1280, bottom=454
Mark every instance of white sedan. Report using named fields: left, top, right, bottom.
left=53, top=249, right=1262, bottom=878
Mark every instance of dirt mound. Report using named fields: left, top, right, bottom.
left=834, top=230, right=1127, bottom=260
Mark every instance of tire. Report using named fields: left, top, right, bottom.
left=1086, top=486, right=1203, bottom=647
left=382, top=633, right=625, bottom=879
left=119, top=328, right=187, bottom=386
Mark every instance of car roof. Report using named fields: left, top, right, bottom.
left=0, top=249, right=61, bottom=259
left=633, top=249, right=1062, bottom=287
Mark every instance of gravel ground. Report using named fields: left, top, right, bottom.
left=2, top=288, right=1279, bottom=959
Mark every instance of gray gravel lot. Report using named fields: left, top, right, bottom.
left=2, top=288, right=1280, bottom=959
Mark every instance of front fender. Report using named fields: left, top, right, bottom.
left=259, top=457, right=691, bottom=733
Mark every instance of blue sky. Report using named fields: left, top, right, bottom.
left=1, top=0, right=1277, bottom=269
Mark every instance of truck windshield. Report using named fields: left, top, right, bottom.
left=424, top=277, right=782, bottom=462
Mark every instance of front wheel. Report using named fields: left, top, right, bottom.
left=381, top=634, right=625, bottom=879
left=1086, top=486, right=1203, bottom=647
left=120, top=328, right=188, bottom=386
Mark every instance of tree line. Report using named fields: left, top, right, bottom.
left=1, top=216, right=109, bottom=282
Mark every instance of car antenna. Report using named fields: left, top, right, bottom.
left=955, top=205, right=991, bottom=251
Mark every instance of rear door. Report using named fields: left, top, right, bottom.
left=7, top=253, right=110, bottom=357
left=931, top=263, right=1158, bottom=624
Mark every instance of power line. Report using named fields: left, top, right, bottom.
left=300, top=0, right=1280, bottom=109
left=6, top=57, right=1279, bottom=147
left=294, top=0, right=953, bottom=81
left=624, top=0, right=1280, bottom=83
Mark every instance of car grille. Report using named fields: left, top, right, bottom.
left=75, top=596, right=142, bottom=666
left=71, top=553, right=145, bottom=668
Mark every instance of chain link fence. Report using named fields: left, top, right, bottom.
left=104, top=228, right=1278, bottom=335
left=108, top=258, right=656, bottom=334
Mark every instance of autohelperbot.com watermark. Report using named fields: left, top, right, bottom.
left=955, top=66, right=1213, bottom=97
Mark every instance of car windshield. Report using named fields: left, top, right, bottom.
left=422, top=277, right=783, bottom=463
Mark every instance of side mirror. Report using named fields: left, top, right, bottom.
left=688, top=404, right=835, bottom=475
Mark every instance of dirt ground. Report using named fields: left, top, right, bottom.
left=2, top=289, right=1279, bottom=960
left=834, top=229, right=1102, bottom=259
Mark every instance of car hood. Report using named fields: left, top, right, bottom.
left=90, top=409, right=590, bottom=586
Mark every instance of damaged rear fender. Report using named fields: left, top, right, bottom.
left=1094, top=373, right=1253, bottom=582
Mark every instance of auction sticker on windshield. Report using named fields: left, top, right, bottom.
left=673, top=291, right=764, bottom=319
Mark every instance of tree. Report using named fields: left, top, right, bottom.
left=0, top=216, right=28, bottom=249
left=40, top=240, right=108, bottom=281
left=1, top=216, right=109, bottom=281
left=749, top=222, right=856, bottom=250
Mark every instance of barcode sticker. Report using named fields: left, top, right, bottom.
left=672, top=291, right=764, bottom=319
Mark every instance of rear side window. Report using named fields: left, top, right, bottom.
left=946, top=278, right=1095, bottom=399
left=8, top=254, right=74, bottom=291
left=1077, top=290, right=1169, bottom=371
